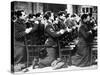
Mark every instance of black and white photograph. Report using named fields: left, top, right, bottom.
left=11, top=1, right=98, bottom=74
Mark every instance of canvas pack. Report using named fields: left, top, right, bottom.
left=11, top=0, right=98, bottom=74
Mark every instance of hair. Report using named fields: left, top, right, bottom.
left=43, top=11, right=52, bottom=20
left=35, top=13, right=41, bottom=18
left=28, top=14, right=35, bottom=19
left=71, top=14, right=76, bottom=17
left=15, top=10, right=24, bottom=18
left=81, top=14, right=89, bottom=21
left=88, top=13, right=92, bottom=17
left=11, top=10, right=17, bottom=20
left=54, top=15, right=58, bottom=20
left=65, top=13, right=70, bottom=18
left=58, top=11, right=65, bottom=16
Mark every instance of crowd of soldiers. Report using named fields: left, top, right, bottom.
left=11, top=10, right=97, bottom=72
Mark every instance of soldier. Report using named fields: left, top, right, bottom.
left=57, top=11, right=66, bottom=30
left=88, top=13, right=97, bottom=37
left=14, top=10, right=33, bottom=71
left=38, top=11, right=66, bottom=68
left=65, top=14, right=78, bottom=40
left=57, top=11, right=73, bottom=46
left=35, top=12, right=46, bottom=45
left=26, top=13, right=40, bottom=45
left=71, top=14, right=93, bottom=67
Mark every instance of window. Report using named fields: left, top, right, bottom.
left=82, top=8, right=85, bottom=13
left=90, top=8, right=93, bottom=13
left=86, top=8, right=88, bottom=13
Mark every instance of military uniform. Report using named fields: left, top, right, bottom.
left=26, top=19, right=45, bottom=44
left=14, top=19, right=27, bottom=64
left=71, top=21, right=93, bottom=67
left=57, top=18, right=66, bottom=30
left=39, top=20, right=62, bottom=67
left=65, top=18, right=77, bottom=28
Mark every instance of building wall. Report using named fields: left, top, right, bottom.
left=79, top=5, right=97, bottom=20
left=72, top=5, right=97, bottom=20
left=67, top=4, right=73, bottom=15
left=32, top=3, right=43, bottom=14
left=14, top=1, right=32, bottom=15
left=13, top=2, right=43, bottom=14
left=43, top=3, right=66, bottom=14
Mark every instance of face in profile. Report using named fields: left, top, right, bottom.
left=50, top=13, right=54, bottom=20
left=86, top=16, right=90, bottom=21
left=60, top=14, right=65, bottom=20
left=40, top=14, right=43, bottom=19
left=83, top=15, right=90, bottom=23
left=29, top=16, right=36, bottom=21
left=20, top=11, right=27, bottom=20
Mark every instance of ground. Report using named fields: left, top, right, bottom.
left=14, top=64, right=97, bottom=74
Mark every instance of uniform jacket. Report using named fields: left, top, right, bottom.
left=45, top=20, right=62, bottom=46
left=57, top=18, right=66, bottom=29
left=14, top=18, right=27, bottom=64
left=65, top=18, right=77, bottom=28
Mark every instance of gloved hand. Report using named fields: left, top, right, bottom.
left=88, top=30, right=92, bottom=34
left=66, top=27, right=72, bottom=32
left=59, top=29, right=65, bottom=34
left=72, top=26, right=76, bottom=29
left=25, top=27, right=32, bottom=34
left=93, top=26, right=97, bottom=30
